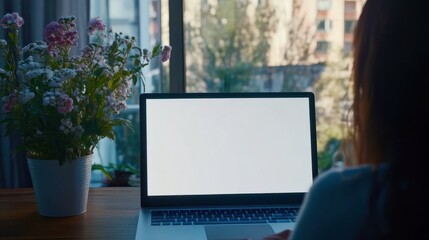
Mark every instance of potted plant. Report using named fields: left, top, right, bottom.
left=92, top=162, right=140, bottom=187
left=0, top=12, right=171, bottom=217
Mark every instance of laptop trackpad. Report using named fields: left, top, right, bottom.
left=205, top=224, right=274, bottom=240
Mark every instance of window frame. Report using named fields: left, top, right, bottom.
left=168, top=0, right=186, bottom=93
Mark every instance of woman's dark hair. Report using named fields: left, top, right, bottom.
left=351, top=0, right=429, bottom=238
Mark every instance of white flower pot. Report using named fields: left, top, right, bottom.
left=27, top=154, right=93, bottom=217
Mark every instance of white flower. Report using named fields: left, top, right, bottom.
left=0, top=39, right=7, bottom=48
left=0, top=13, right=170, bottom=162
left=25, top=68, right=54, bottom=80
left=59, top=118, right=74, bottom=134
left=42, top=91, right=56, bottom=106
left=42, top=97, right=50, bottom=105
left=74, top=125, right=84, bottom=137
left=73, top=90, right=81, bottom=101
left=102, top=68, right=112, bottom=77
left=20, top=41, right=47, bottom=56
left=48, top=78, right=62, bottom=88
left=18, top=88, right=35, bottom=103
left=57, top=68, right=77, bottom=81
left=25, top=69, right=43, bottom=79
left=45, top=69, right=54, bottom=79
left=18, top=59, right=44, bottom=72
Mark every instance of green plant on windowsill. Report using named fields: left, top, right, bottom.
left=91, top=162, right=140, bottom=187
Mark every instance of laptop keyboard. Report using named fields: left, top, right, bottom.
left=151, top=207, right=298, bottom=226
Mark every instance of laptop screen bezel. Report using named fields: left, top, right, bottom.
left=139, top=92, right=318, bottom=207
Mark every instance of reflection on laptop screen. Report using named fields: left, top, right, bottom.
left=145, top=96, right=314, bottom=197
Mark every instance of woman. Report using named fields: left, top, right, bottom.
left=265, top=0, right=429, bottom=239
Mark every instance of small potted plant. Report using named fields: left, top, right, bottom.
left=91, top=162, right=140, bottom=187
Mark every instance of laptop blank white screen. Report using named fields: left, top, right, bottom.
left=145, top=97, right=313, bottom=196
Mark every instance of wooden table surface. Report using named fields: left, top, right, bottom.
left=0, top=187, right=140, bottom=240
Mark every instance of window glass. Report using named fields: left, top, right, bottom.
left=316, top=41, right=331, bottom=53
left=109, top=0, right=137, bottom=20
left=344, top=20, right=356, bottom=33
left=317, top=20, right=332, bottom=32
left=317, top=0, right=332, bottom=10
left=89, top=0, right=367, bottom=186
left=183, top=0, right=366, bottom=172
left=89, top=0, right=163, bottom=187
left=344, top=41, right=353, bottom=55
left=344, top=1, right=356, bottom=13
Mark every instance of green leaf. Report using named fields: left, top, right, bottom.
left=91, top=164, right=113, bottom=180
left=105, top=131, right=115, bottom=140
left=112, top=118, right=134, bottom=132
left=125, top=163, right=140, bottom=176
left=151, top=43, right=162, bottom=58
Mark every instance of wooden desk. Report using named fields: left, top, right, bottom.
left=0, top=187, right=140, bottom=240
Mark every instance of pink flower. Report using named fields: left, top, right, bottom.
left=44, top=21, right=64, bottom=43
left=161, top=45, right=172, bottom=62
left=0, top=12, right=24, bottom=29
left=57, top=96, right=74, bottom=113
left=64, top=30, right=78, bottom=45
left=2, top=93, right=17, bottom=112
left=44, top=18, right=78, bottom=52
left=88, top=17, right=106, bottom=35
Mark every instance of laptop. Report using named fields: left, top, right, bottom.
left=135, top=92, right=318, bottom=240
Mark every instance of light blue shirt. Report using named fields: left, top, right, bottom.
left=289, top=164, right=388, bottom=240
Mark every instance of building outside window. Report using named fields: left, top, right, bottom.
left=344, top=20, right=356, bottom=33
left=317, top=0, right=332, bottom=11
left=316, top=40, right=331, bottom=53
left=344, top=1, right=356, bottom=13
left=343, top=41, right=353, bottom=55
left=91, top=0, right=367, bottom=186
left=317, top=20, right=332, bottom=32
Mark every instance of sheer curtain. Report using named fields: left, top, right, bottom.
left=0, top=0, right=89, bottom=188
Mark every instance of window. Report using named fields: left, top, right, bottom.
left=344, top=20, right=356, bottom=33
left=345, top=1, right=356, bottom=13
left=316, top=41, right=331, bottom=53
left=90, top=0, right=366, bottom=184
left=317, top=20, right=332, bottom=32
left=344, top=41, right=353, bottom=55
left=89, top=0, right=164, bottom=186
left=180, top=0, right=363, bottom=172
left=317, top=0, right=332, bottom=11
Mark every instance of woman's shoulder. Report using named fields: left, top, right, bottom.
left=309, top=164, right=375, bottom=198
left=289, top=164, right=381, bottom=240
